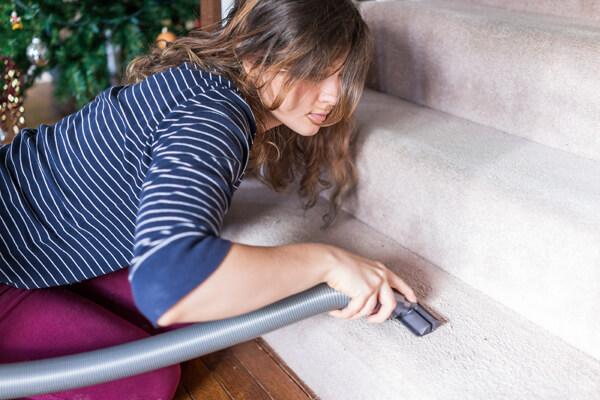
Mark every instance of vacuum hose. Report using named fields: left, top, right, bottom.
left=0, top=283, right=441, bottom=399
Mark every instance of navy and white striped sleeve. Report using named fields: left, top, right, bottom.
left=128, top=90, right=248, bottom=327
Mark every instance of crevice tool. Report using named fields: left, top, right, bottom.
left=387, top=290, right=444, bottom=337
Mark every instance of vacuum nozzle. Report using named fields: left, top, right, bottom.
left=388, top=291, right=443, bottom=337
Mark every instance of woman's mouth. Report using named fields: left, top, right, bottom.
left=308, top=113, right=327, bottom=123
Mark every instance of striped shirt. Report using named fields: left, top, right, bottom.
left=0, top=62, right=257, bottom=327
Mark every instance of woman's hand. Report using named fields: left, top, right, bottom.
left=323, top=246, right=417, bottom=323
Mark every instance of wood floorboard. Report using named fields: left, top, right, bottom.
left=177, top=337, right=317, bottom=400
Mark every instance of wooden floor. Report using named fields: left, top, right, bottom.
left=21, top=81, right=318, bottom=400
left=174, top=337, right=318, bottom=400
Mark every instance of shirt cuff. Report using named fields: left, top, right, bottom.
left=129, top=235, right=234, bottom=328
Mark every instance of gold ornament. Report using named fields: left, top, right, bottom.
left=11, top=11, right=23, bottom=30
left=156, top=27, right=176, bottom=49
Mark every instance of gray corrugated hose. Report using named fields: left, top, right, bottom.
left=0, top=283, right=349, bottom=399
left=0, top=282, right=440, bottom=399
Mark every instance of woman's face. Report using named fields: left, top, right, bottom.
left=243, top=58, right=343, bottom=136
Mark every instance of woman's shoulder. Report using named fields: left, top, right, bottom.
left=177, top=69, right=257, bottom=139
left=159, top=86, right=256, bottom=148
left=104, top=62, right=254, bottom=136
left=152, top=84, right=256, bottom=172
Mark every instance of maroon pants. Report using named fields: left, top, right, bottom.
left=0, top=268, right=193, bottom=400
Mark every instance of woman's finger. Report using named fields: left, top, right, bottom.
left=366, top=282, right=396, bottom=323
left=329, top=295, right=368, bottom=319
left=388, top=271, right=417, bottom=303
left=350, top=292, right=378, bottom=320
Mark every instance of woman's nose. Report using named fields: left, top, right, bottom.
left=319, top=77, right=341, bottom=107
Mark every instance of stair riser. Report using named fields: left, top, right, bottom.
left=359, top=1, right=600, bottom=161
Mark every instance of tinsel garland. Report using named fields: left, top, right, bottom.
left=0, top=56, right=25, bottom=144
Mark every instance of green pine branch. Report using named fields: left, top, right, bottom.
left=2, top=0, right=199, bottom=109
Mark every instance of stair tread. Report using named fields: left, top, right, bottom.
left=356, top=88, right=600, bottom=227
left=336, top=88, right=600, bottom=360
left=222, top=178, right=600, bottom=400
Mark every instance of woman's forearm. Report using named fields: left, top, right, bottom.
left=157, top=241, right=335, bottom=326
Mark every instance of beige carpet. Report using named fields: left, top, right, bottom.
left=225, top=1, right=600, bottom=398
left=224, top=177, right=600, bottom=399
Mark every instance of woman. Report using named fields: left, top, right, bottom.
left=0, top=0, right=418, bottom=398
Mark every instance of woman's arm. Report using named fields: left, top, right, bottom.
left=128, top=89, right=265, bottom=327
left=157, top=241, right=334, bottom=326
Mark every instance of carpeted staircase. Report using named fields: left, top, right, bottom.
left=222, top=1, right=600, bottom=398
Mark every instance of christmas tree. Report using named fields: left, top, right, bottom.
left=1, top=0, right=200, bottom=109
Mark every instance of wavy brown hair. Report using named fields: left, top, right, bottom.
left=124, top=0, right=373, bottom=230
